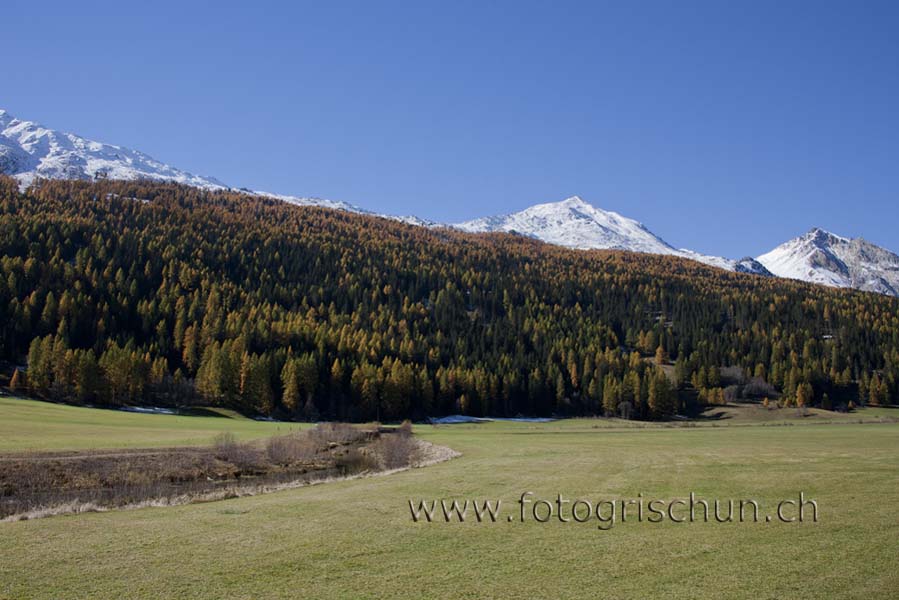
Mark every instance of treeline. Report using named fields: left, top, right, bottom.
left=0, top=177, right=897, bottom=420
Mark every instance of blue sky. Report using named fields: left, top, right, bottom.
left=5, top=0, right=898, bottom=257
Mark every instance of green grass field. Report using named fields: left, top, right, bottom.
left=1, top=399, right=898, bottom=599
left=0, top=396, right=302, bottom=452
left=1, top=394, right=894, bottom=453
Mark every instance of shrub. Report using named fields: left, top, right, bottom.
left=308, top=422, right=367, bottom=447
left=212, top=432, right=263, bottom=470
left=373, top=434, right=418, bottom=470
left=265, top=434, right=317, bottom=465
left=214, top=431, right=238, bottom=452
left=334, top=448, right=378, bottom=475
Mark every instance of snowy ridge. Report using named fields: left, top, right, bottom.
left=456, top=196, right=678, bottom=255
left=676, top=250, right=772, bottom=275
left=757, top=228, right=899, bottom=296
left=454, top=196, right=773, bottom=275
left=254, top=192, right=443, bottom=227
left=251, top=190, right=368, bottom=213
left=388, top=215, right=442, bottom=227
left=0, top=109, right=225, bottom=189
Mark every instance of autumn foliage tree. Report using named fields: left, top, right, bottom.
left=1, top=177, right=897, bottom=420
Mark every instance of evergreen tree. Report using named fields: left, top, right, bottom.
left=796, top=382, right=814, bottom=408
left=648, top=370, right=676, bottom=418
left=281, top=359, right=300, bottom=412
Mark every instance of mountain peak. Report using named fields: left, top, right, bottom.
left=560, top=195, right=589, bottom=207
left=758, top=229, right=899, bottom=295
left=807, top=226, right=837, bottom=237
left=806, top=227, right=829, bottom=241
left=455, top=195, right=680, bottom=255
left=1, top=109, right=225, bottom=189
left=802, top=227, right=850, bottom=247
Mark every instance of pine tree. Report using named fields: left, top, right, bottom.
left=587, top=377, right=600, bottom=412
left=796, top=382, right=814, bottom=408
left=458, top=394, right=469, bottom=415
left=181, top=325, right=199, bottom=373
left=40, top=291, right=57, bottom=330
left=567, top=350, right=579, bottom=391
left=239, top=351, right=252, bottom=398
left=602, top=375, right=619, bottom=417
left=281, top=359, right=300, bottom=412
left=869, top=375, right=886, bottom=406
left=655, top=345, right=667, bottom=365
left=296, top=354, right=318, bottom=415
left=244, top=355, right=273, bottom=414
left=555, top=373, right=566, bottom=406
left=648, top=370, right=676, bottom=419
left=27, top=336, right=53, bottom=393
left=73, top=350, right=100, bottom=403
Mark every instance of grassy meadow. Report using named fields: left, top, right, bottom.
left=1, top=398, right=898, bottom=599
left=0, top=396, right=302, bottom=452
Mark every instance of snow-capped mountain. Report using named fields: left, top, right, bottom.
left=0, top=109, right=382, bottom=215
left=454, top=196, right=772, bottom=275
left=456, top=196, right=676, bottom=254
left=757, top=228, right=899, bottom=296
left=4, top=108, right=896, bottom=296
left=0, top=109, right=226, bottom=189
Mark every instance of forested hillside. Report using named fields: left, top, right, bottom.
left=1, top=177, right=896, bottom=420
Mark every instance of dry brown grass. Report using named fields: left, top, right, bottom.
left=0, top=422, right=452, bottom=520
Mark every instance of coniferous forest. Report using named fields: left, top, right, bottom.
left=1, top=177, right=897, bottom=420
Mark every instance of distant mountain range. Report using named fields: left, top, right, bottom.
left=2, top=108, right=896, bottom=295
